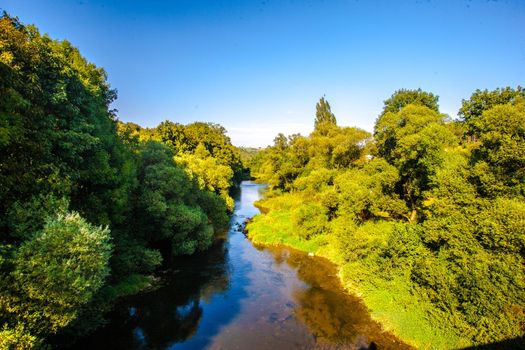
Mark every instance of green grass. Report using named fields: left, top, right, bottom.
left=339, top=265, right=469, bottom=349
left=106, top=274, right=156, bottom=299
left=246, top=197, right=471, bottom=350
left=248, top=209, right=322, bottom=253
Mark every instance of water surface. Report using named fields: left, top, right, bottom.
left=67, top=181, right=411, bottom=350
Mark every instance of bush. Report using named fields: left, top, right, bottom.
left=7, top=213, right=112, bottom=335
left=291, top=202, right=329, bottom=239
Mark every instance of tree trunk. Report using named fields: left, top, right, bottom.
left=409, top=209, right=417, bottom=223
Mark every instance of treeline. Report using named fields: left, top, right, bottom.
left=247, top=88, right=525, bottom=348
left=0, top=15, right=242, bottom=348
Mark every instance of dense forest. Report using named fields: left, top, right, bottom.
left=247, top=88, right=525, bottom=348
left=0, top=15, right=245, bottom=348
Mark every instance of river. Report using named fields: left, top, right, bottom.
left=65, top=181, right=411, bottom=350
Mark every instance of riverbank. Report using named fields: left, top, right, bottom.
left=63, top=181, right=420, bottom=349
left=246, top=194, right=472, bottom=350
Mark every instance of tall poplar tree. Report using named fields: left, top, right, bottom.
left=314, top=97, right=337, bottom=131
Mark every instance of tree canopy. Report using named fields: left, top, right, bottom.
left=0, top=14, right=241, bottom=346
left=314, top=97, right=337, bottom=133
left=248, top=87, right=525, bottom=348
left=379, top=88, right=439, bottom=117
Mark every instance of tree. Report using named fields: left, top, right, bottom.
left=247, top=88, right=525, bottom=347
left=134, top=141, right=224, bottom=257
left=469, top=98, right=525, bottom=197
left=151, top=121, right=244, bottom=184
left=1, top=213, right=112, bottom=337
left=375, top=104, right=457, bottom=217
left=314, top=97, right=337, bottom=132
left=175, top=144, right=235, bottom=211
left=154, top=121, right=193, bottom=154
left=379, top=88, right=439, bottom=117
left=0, top=13, right=241, bottom=347
left=334, top=159, right=408, bottom=222
left=0, top=13, right=129, bottom=232
left=459, top=86, right=525, bottom=132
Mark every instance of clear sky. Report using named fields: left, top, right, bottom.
left=2, top=0, right=524, bottom=147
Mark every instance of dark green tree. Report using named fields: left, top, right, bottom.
left=375, top=104, right=457, bottom=217
left=0, top=14, right=236, bottom=346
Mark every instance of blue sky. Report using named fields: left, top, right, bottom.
left=2, top=0, right=524, bottom=147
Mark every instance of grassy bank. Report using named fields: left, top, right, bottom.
left=247, top=194, right=471, bottom=350
left=105, top=274, right=158, bottom=299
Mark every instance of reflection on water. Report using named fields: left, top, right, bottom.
left=63, top=181, right=411, bottom=349
left=270, top=249, right=411, bottom=349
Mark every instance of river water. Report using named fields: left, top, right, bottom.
left=66, top=181, right=411, bottom=350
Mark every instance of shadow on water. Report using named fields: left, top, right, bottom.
left=61, top=192, right=253, bottom=350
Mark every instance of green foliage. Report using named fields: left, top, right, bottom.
left=422, top=151, right=478, bottom=219
left=293, top=168, right=336, bottom=193
left=0, top=212, right=112, bottom=343
left=2, top=11, right=523, bottom=349
left=379, top=88, right=439, bottom=117
left=248, top=194, right=324, bottom=253
left=331, top=218, right=389, bottom=264
left=0, top=14, right=132, bottom=231
left=238, top=147, right=260, bottom=179
left=104, top=274, right=155, bottom=299
left=475, top=198, right=525, bottom=254
left=110, top=237, right=162, bottom=277
left=151, top=121, right=244, bottom=183
left=292, top=202, right=328, bottom=239
left=6, top=194, right=69, bottom=241
left=0, top=14, right=239, bottom=347
left=176, top=145, right=235, bottom=211
left=314, top=97, right=337, bottom=133
left=248, top=90, right=525, bottom=348
left=135, top=141, right=219, bottom=256
left=411, top=210, right=525, bottom=343
left=469, top=99, right=525, bottom=197
left=251, top=134, right=306, bottom=190
left=375, top=104, right=457, bottom=210
left=334, top=159, right=408, bottom=222
left=238, top=147, right=260, bottom=162
left=459, top=86, right=524, bottom=129
left=251, top=118, right=369, bottom=191
left=0, top=324, right=41, bottom=350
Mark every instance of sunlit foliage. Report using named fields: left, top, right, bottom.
left=248, top=91, right=525, bottom=348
